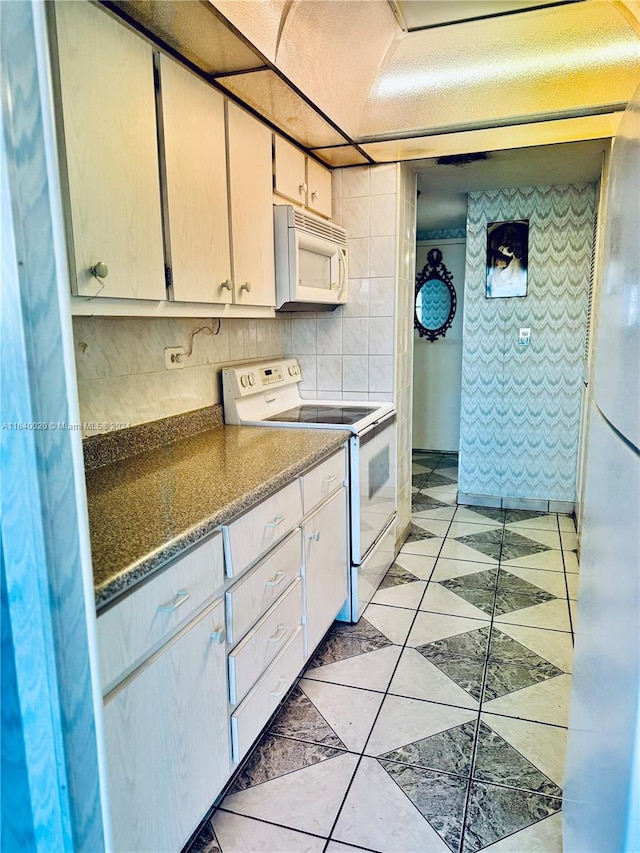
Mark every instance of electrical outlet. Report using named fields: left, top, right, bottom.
left=164, top=346, right=186, bottom=369
left=518, top=328, right=531, bottom=347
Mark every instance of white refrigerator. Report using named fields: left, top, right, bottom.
left=563, top=82, right=640, bottom=852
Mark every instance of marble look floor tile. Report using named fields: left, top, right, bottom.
left=560, top=530, right=578, bottom=551
left=223, top=751, right=358, bottom=837
left=418, top=625, right=491, bottom=661
left=500, top=531, right=552, bottom=561
left=433, top=466, right=458, bottom=481
left=440, top=538, right=499, bottom=565
left=412, top=495, right=451, bottom=512
left=332, top=756, right=452, bottom=853
left=306, top=619, right=392, bottom=670
left=325, top=842, right=378, bottom=853
left=501, top=549, right=566, bottom=573
left=455, top=506, right=506, bottom=524
left=228, top=735, right=345, bottom=793
left=406, top=521, right=439, bottom=542
left=482, top=673, right=572, bottom=727
left=558, top=515, right=576, bottom=532
left=504, top=527, right=561, bottom=551
left=442, top=566, right=498, bottom=591
left=380, top=720, right=477, bottom=778
left=407, top=612, right=491, bottom=649
left=420, top=584, right=494, bottom=621
left=409, top=517, right=452, bottom=538
left=412, top=462, right=432, bottom=474
left=502, top=509, right=550, bottom=526
left=569, top=599, right=578, bottom=631
left=421, top=483, right=459, bottom=505
left=389, top=648, right=479, bottom=710
left=563, top=551, right=580, bottom=573
left=393, top=552, right=438, bottom=580
left=472, top=721, right=562, bottom=798
left=298, top=679, right=383, bottom=753
left=268, top=687, right=346, bottom=749
left=494, top=571, right=557, bottom=616
left=400, top=537, right=444, bottom=558
left=422, top=653, right=486, bottom=702
left=481, top=713, right=567, bottom=787
left=371, top=579, right=427, bottom=609
left=381, top=759, right=469, bottom=852
left=494, top=598, right=571, bottom=632
left=305, top=644, right=402, bottom=693
left=483, top=658, right=563, bottom=702
left=187, top=817, right=222, bottom=853
left=362, top=602, right=415, bottom=646
left=505, top=514, right=562, bottom=533
left=566, top=573, right=579, bottom=600
left=488, top=624, right=573, bottom=673
left=462, top=781, right=562, bottom=853
left=478, top=811, right=562, bottom=852
left=439, top=579, right=496, bottom=617
left=365, top=695, right=476, bottom=759
left=378, top=562, right=420, bottom=589
left=447, top=521, right=502, bottom=539
left=432, top=558, right=497, bottom=583
left=416, top=472, right=457, bottom=489
left=412, top=505, right=457, bottom=522
left=453, top=529, right=504, bottom=561
left=210, top=811, right=326, bottom=853
left=498, top=566, right=568, bottom=599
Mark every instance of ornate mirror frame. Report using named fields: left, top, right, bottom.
left=414, top=248, right=457, bottom=342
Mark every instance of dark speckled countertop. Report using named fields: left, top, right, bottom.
left=85, top=418, right=349, bottom=611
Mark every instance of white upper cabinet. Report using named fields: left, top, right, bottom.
left=156, top=54, right=232, bottom=304
left=306, top=157, right=332, bottom=219
left=52, top=2, right=165, bottom=300
left=273, top=135, right=332, bottom=219
left=226, top=102, right=276, bottom=307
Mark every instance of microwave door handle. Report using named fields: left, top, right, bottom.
left=338, top=250, right=346, bottom=293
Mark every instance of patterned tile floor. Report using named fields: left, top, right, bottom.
left=188, top=450, right=577, bottom=853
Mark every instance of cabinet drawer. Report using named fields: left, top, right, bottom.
left=301, top=448, right=347, bottom=515
left=98, top=534, right=224, bottom=691
left=229, top=578, right=303, bottom=705
left=223, top=480, right=302, bottom=578
left=231, top=627, right=304, bottom=763
left=226, top=529, right=301, bottom=644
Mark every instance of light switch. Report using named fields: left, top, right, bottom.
left=518, top=328, right=531, bottom=346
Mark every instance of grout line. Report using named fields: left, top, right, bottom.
left=215, top=807, right=330, bottom=842
left=557, top=513, right=577, bottom=645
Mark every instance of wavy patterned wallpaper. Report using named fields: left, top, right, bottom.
left=459, top=184, right=597, bottom=503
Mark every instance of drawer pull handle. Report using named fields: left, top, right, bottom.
left=266, top=514, right=285, bottom=528
left=157, top=589, right=190, bottom=613
left=309, top=531, right=320, bottom=542
left=269, top=677, right=287, bottom=699
left=210, top=627, right=226, bottom=644
left=324, top=474, right=337, bottom=482
left=266, top=571, right=286, bottom=587
left=268, top=624, right=287, bottom=643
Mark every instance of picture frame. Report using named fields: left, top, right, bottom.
left=486, top=219, right=529, bottom=299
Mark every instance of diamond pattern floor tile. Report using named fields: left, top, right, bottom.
left=306, top=619, right=392, bottom=669
left=379, top=720, right=477, bottom=777
left=378, top=563, right=420, bottom=589
left=500, top=530, right=553, bottom=561
left=268, top=686, right=346, bottom=749
left=454, top=529, right=504, bottom=561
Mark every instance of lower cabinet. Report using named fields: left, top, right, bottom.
left=103, top=598, right=230, bottom=853
left=304, top=487, right=348, bottom=655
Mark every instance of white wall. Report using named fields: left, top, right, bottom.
left=412, top=238, right=465, bottom=452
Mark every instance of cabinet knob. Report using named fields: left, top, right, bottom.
left=311, top=191, right=318, bottom=201
left=221, top=279, right=233, bottom=291
left=299, top=182, right=308, bottom=194
left=90, top=261, right=108, bottom=279
left=309, top=530, right=320, bottom=542
left=240, top=281, right=252, bottom=293
left=210, top=627, right=226, bottom=644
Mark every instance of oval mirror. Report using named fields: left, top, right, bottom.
left=414, top=248, right=457, bottom=342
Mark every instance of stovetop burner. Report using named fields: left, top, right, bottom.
left=265, top=404, right=379, bottom=426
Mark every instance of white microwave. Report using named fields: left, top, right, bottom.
left=274, top=205, right=348, bottom=311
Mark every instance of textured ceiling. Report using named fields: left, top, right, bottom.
left=106, top=0, right=640, bottom=165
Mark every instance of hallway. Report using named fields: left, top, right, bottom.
left=189, top=450, right=578, bottom=853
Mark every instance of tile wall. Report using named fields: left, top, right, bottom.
left=459, top=183, right=597, bottom=505
left=279, top=162, right=416, bottom=545
left=73, top=317, right=282, bottom=435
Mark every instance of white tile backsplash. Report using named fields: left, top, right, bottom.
left=342, top=196, right=371, bottom=239
left=343, top=355, right=369, bottom=393
left=370, top=194, right=397, bottom=238
left=369, top=355, right=394, bottom=393
left=316, top=316, right=343, bottom=355
left=369, top=277, right=395, bottom=317
left=343, top=279, right=370, bottom=318
left=370, top=235, right=396, bottom=277
left=369, top=317, right=395, bottom=355
left=342, top=166, right=371, bottom=199
left=370, top=163, right=397, bottom=196
left=348, top=237, right=370, bottom=279
left=291, top=317, right=317, bottom=354
left=342, top=318, right=369, bottom=355
left=317, top=355, right=343, bottom=391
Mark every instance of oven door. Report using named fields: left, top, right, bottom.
left=351, top=415, right=397, bottom=564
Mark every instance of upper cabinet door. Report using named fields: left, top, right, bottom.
left=307, top=158, right=332, bottom=219
left=52, top=3, right=165, bottom=300
left=273, top=136, right=307, bottom=207
left=226, top=102, right=276, bottom=307
left=157, top=55, right=232, bottom=304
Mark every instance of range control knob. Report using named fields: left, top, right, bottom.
left=248, top=373, right=256, bottom=386
left=240, top=375, right=249, bottom=388
left=288, top=365, right=296, bottom=376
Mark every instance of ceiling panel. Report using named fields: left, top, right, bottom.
left=392, top=0, right=582, bottom=31
left=108, top=1, right=265, bottom=74
left=309, top=146, right=371, bottom=167
left=217, top=70, right=348, bottom=148
left=360, top=112, right=623, bottom=162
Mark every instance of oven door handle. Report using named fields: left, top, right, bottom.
left=359, top=412, right=396, bottom=445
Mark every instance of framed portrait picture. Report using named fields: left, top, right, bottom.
left=486, top=220, right=529, bottom=299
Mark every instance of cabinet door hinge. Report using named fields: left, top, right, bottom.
left=164, top=265, right=172, bottom=290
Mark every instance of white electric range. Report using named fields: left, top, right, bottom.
left=222, top=358, right=397, bottom=621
